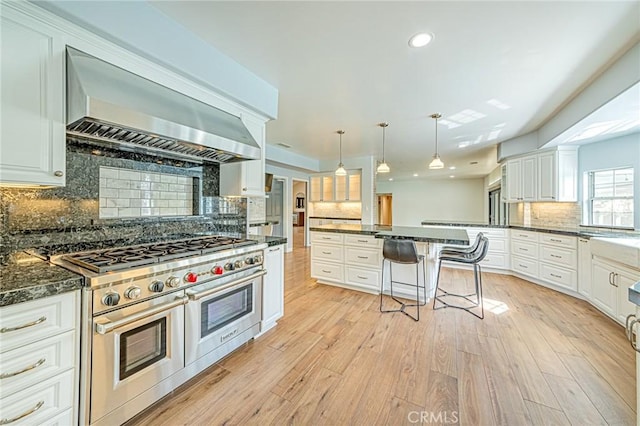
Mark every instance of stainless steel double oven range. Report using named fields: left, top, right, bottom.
left=37, top=235, right=267, bottom=425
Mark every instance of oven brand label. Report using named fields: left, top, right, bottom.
left=220, top=328, right=238, bottom=343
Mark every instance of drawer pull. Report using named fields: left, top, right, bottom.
left=322, top=251, right=332, bottom=255
left=357, top=256, right=369, bottom=259
left=519, top=264, right=528, bottom=269
left=550, top=238, right=562, bottom=242
left=357, top=240, right=368, bottom=243
left=550, top=273, right=562, bottom=279
left=519, top=248, right=528, bottom=252
left=550, top=254, right=562, bottom=259
left=519, top=234, right=528, bottom=238
left=0, top=316, right=46, bottom=333
left=0, top=400, right=44, bottom=424
left=322, top=270, right=332, bottom=274
left=0, top=358, right=45, bottom=379
left=322, top=237, right=332, bottom=240
left=357, top=275, right=368, bottom=280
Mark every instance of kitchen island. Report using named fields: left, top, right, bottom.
left=309, top=224, right=469, bottom=299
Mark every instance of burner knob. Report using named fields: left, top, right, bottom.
left=149, top=281, right=165, bottom=293
left=166, top=276, right=181, bottom=288
left=102, top=291, right=121, bottom=307
left=211, top=265, right=224, bottom=275
left=224, top=262, right=234, bottom=271
left=245, top=257, right=255, bottom=265
left=184, top=272, right=198, bottom=283
left=254, top=255, right=263, bottom=264
left=234, top=260, right=244, bottom=269
left=124, top=286, right=141, bottom=300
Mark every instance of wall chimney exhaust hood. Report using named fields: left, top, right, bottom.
left=66, top=48, right=261, bottom=163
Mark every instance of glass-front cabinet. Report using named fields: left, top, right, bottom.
left=310, top=170, right=361, bottom=202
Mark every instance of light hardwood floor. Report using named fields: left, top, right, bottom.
left=128, top=246, right=636, bottom=426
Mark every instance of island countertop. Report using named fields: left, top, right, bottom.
left=310, top=224, right=469, bottom=245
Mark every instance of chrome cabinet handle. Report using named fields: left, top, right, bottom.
left=96, top=296, right=188, bottom=334
left=322, top=251, right=331, bottom=255
left=0, top=400, right=44, bottom=424
left=0, top=358, right=45, bottom=379
left=550, top=254, right=562, bottom=259
left=608, top=272, right=614, bottom=286
left=357, top=256, right=368, bottom=259
left=357, top=240, right=368, bottom=243
left=357, top=275, right=368, bottom=280
left=612, top=273, right=619, bottom=287
left=0, top=316, right=46, bottom=333
left=268, top=247, right=281, bottom=252
left=626, top=314, right=640, bottom=353
left=550, top=238, right=562, bottom=243
left=550, top=273, right=562, bottom=279
left=519, top=264, right=528, bottom=269
left=321, top=269, right=331, bottom=274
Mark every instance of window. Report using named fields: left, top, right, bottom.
left=586, top=167, right=634, bottom=228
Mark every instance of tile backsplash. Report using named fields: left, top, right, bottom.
left=309, top=201, right=361, bottom=219
left=99, top=167, right=194, bottom=218
left=509, top=202, right=582, bottom=229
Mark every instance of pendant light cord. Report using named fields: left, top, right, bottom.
left=382, top=125, right=386, bottom=162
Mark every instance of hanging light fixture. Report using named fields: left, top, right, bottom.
left=428, top=113, right=444, bottom=169
left=335, top=130, right=347, bottom=176
left=376, top=122, right=390, bottom=174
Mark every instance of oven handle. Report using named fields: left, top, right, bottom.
left=95, top=295, right=189, bottom=335
left=186, top=270, right=267, bottom=301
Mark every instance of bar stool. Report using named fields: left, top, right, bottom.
left=433, top=236, right=489, bottom=319
left=440, top=232, right=484, bottom=256
left=379, top=239, right=427, bottom=321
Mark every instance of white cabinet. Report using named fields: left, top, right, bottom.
left=578, top=238, right=592, bottom=298
left=262, top=244, right=284, bottom=332
left=219, top=117, right=265, bottom=196
left=0, top=6, right=66, bottom=186
left=309, top=171, right=361, bottom=202
left=504, top=147, right=578, bottom=203
left=0, top=292, right=79, bottom=425
left=591, top=257, right=640, bottom=324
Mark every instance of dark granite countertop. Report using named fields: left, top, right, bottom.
left=249, top=220, right=280, bottom=227
left=0, top=253, right=83, bottom=307
left=420, top=220, right=640, bottom=239
left=252, top=236, right=287, bottom=247
left=309, top=216, right=361, bottom=220
left=310, top=224, right=469, bottom=244
left=629, top=282, right=640, bottom=307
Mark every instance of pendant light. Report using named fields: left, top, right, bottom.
left=376, top=122, right=390, bottom=174
left=428, top=113, right=444, bottom=169
left=335, top=130, right=347, bottom=176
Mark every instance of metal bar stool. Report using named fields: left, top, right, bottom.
left=440, top=232, right=484, bottom=256
left=379, top=239, right=427, bottom=321
left=433, top=235, right=489, bottom=319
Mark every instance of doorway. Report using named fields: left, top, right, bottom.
left=377, top=194, right=392, bottom=225
left=292, top=179, right=307, bottom=248
left=266, top=178, right=284, bottom=237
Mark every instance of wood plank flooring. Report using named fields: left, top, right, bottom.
left=128, top=246, right=636, bottom=426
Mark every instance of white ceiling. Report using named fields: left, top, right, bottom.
left=151, top=1, right=640, bottom=180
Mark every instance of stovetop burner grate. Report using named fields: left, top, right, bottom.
left=59, top=235, right=259, bottom=273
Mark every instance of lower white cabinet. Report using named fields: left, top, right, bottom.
left=578, top=238, right=592, bottom=298
left=262, top=244, right=284, bottom=332
left=0, top=292, right=79, bottom=425
left=591, top=257, right=639, bottom=324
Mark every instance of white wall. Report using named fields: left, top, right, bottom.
left=578, top=132, right=640, bottom=229
left=376, top=178, right=486, bottom=226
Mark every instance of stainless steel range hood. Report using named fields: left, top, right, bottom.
left=66, top=47, right=261, bottom=163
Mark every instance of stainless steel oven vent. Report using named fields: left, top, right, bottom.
left=66, top=47, right=261, bottom=163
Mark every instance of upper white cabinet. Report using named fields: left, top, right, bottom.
left=309, top=170, right=360, bottom=202
left=504, top=147, right=577, bottom=203
left=0, top=7, right=66, bottom=186
left=219, top=116, right=265, bottom=196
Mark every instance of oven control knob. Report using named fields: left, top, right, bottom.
left=102, top=291, right=121, bottom=307
left=224, top=262, right=234, bottom=271
left=211, top=265, right=224, bottom=275
left=234, top=260, right=244, bottom=269
left=166, top=276, right=181, bottom=288
left=254, top=255, right=263, bottom=264
left=149, top=281, right=165, bottom=293
left=124, top=286, right=141, bottom=300
left=184, top=272, right=198, bottom=283
left=245, top=257, right=255, bottom=265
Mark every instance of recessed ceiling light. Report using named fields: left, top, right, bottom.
left=408, top=32, right=433, bottom=48
left=449, top=175, right=455, bottom=178
left=448, top=166, right=456, bottom=170
left=389, top=178, right=394, bottom=181
left=413, top=173, right=418, bottom=177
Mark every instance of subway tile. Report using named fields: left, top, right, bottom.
left=161, top=192, right=177, bottom=200
left=151, top=183, right=169, bottom=191
left=105, top=198, right=130, bottom=208
left=139, top=181, right=151, bottom=190
left=101, top=188, right=118, bottom=198
left=177, top=176, right=190, bottom=185
left=130, top=199, right=151, bottom=208
left=118, top=189, right=141, bottom=199
left=100, top=167, right=119, bottom=179
left=169, top=184, right=185, bottom=192
left=119, top=170, right=140, bottom=181
left=161, top=174, right=178, bottom=184
left=140, top=208, right=152, bottom=216
left=99, top=178, right=106, bottom=188
left=118, top=207, right=141, bottom=217
left=160, top=207, right=178, bottom=216
left=100, top=207, right=118, bottom=218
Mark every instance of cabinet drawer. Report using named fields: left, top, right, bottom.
left=345, top=266, right=380, bottom=291
left=310, top=232, right=344, bottom=244
left=344, top=247, right=381, bottom=267
left=512, top=256, right=538, bottom=277
left=344, top=234, right=381, bottom=248
left=511, top=230, right=539, bottom=242
left=511, top=240, right=538, bottom=259
left=0, top=331, right=75, bottom=398
left=311, top=244, right=343, bottom=262
left=311, top=261, right=344, bottom=282
left=468, top=228, right=507, bottom=239
left=486, top=238, right=507, bottom=253
left=0, top=369, right=74, bottom=426
left=539, top=263, right=577, bottom=291
left=0, top=292, right=76, bottom=353
left=540, top=245, right=577, bottom=269
left=540, top=234, right=577, bottom=249
left=480, top=253, right=508, bottom=269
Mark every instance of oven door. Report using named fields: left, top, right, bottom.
left=185, top=270, right=265, bottom=365
left=90, top=293, right=187, bottom=424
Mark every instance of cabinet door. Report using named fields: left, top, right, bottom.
left=322, top=175, right=334, bottom=201
left=335, top=174, right=347, bottom=201
left=616, top=268, right=640, bottom=324
left=522, top=156, right=537, bottom=201
left=506, top=159, right=522, bottom=201
left=310, top=176, right=322, bottom=201
left=500, top=164, right=508, bottom=202
left=262, top=245, right=284, bottom=329
left=577, top=238, right=591, bottom=298
left=591, top=260, right=617, bottom=317
left=537, top=151, right=556, bottom=201
left=0, top=13, right=65, bottom=186
left=348, top=173, right=361, bottom=201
